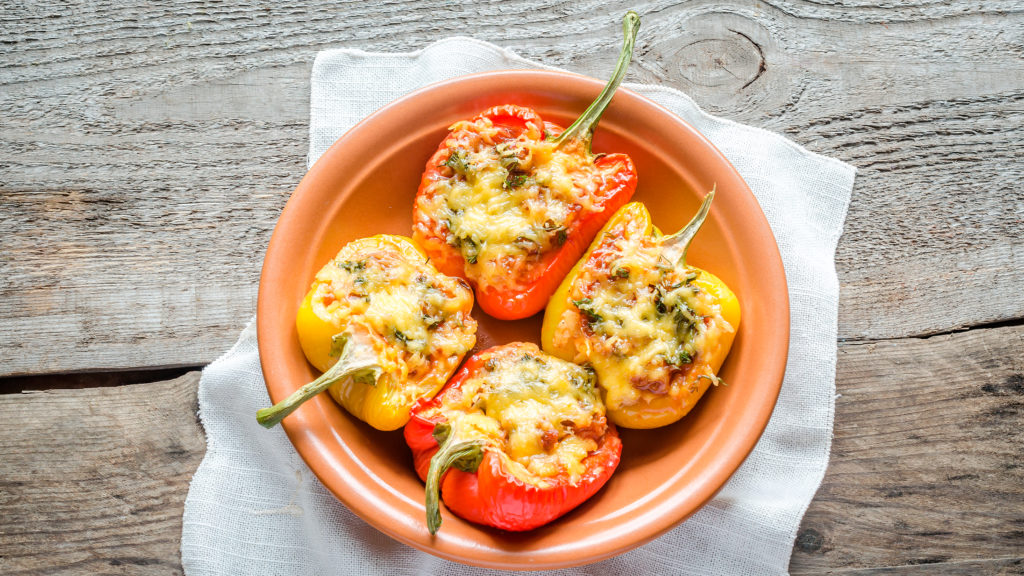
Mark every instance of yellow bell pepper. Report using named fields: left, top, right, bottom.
left=541, top=190, right=740, bottom=429
left=258, top=234, right=478, bottom=431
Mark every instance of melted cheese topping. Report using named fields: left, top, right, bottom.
left=428, top=343, right=608, bottom=486
left=551, top=216, right=734, bottom=410
left=413, top=113, right=624, bottom=293
left=310, top=241, right=477, bottom=402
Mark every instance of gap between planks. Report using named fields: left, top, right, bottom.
left=1, top=325, right=1021, bottom=573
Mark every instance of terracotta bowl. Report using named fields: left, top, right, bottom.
left=257, top=70, right=789, bottom=570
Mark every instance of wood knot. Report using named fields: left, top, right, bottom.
left=675, top=29, right=766, bottom=90
left=981, top=374, right=1024, bottom=396
left=795, top=528, right=825, bottom=553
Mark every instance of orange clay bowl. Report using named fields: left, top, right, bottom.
left=257, top=70, right=789, bottom=570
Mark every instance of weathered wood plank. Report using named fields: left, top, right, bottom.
left=790, top=324, right=1024, bottom=572
left=0, top=367, right=196, bottom=394
left=795, top=557, right=1023, bottom=575
left=1, top=2, right=1022, bottom=374
left=1, top=327, right=1020, bottom=573
left=0, top=372, right=204, bottom=575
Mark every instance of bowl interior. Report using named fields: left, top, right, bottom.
left=257, top=71, right=788, bottom=570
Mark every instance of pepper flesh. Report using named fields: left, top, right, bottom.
left=404, top=342, right=622, bottom=533
left=541, top=193, right=740, bottom=429
left=257, top=234, right=478, bottom=431
left=412, top=12, right=641, bottom=320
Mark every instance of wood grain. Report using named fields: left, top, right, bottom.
left=0, top=372, right=204, bottom=575
left=1, top=329, right=1020, bottom=573
left=790, top=324, right=1024, bottom=573
left=1, top=0, right=1023, bottom=375
left=798, top=558, right=1023, bottom=576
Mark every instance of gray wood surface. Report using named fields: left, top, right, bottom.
left=792, top=325, right=1024, bottom=573
left=1, top=0, right=1022, bottom=574
left=0, top=373, right=204, bottom=575
left=1, top=330, right=1019, bottom=574
left=2, top=0, right=1023, bottom=375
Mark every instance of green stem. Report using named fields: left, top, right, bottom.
left=256, top=333, right=381, bottom=429
left=550, top=11, right=641, bottom=154
left=663, top=186, right=716, bottom=267
left=425, top=424, right=484, bottom=535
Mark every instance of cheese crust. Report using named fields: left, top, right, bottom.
left=413, top=112, right=627, bottom=294
left=423, top=343, right=609, bottom=487
left=550, top=214, right=736, bottom=416
left=308, top=238, right=477, bottom=407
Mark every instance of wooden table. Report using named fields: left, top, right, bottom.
left=2, top=1, right=1022, bottom=574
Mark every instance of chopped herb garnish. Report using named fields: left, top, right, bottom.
left=570, top=371, right=595, bottom=395
left=654, top=289, right=668, bottom=315
left=666, top=348, right=692, bottom=367
left=540, top=220, right=568, bottom=246
left=519, top=354, right=543, bottom=365
left=443, top=219, right=460, bottom=247
left=444, top=148, right=471, bottom=175
left=674, top=304, right=698, bottom=328
left=445, top=203, right=464, bottom=217
left=423, top=313, right=443, bottom=330
left=503, top=170, right=528, bottom=190
left=461, top=237, right=479, bottom=264
left=572, top=298, right=603, bottom=324
left=497, top=142, right=529, bottom=189
left=673, top=308, right=687, bottom=326
left=515, top=235, right=541, bottom=254
left=337, top=259, right=366, bottom=273
left=393, top=329, right=409, bottom=344
left=675, top=319, right=698, bottom=345
left=496, top=142, right=516, bottom=160
left=497, top=144, right=520, bottom=171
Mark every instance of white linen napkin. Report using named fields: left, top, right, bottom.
left=182, top=37, right=855, bottom=575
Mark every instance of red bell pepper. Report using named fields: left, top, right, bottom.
left=404, top=342, right=622, bottom=533
left=412, top=12, right=641, bottom=320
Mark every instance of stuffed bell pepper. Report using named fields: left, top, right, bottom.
left=412, top=12, right=642, bottom=320
left=542, top=190, right=740, bottom=429
left=404, top=342, right=622, bottom=533
left=257, top=234, right=478, bottom=431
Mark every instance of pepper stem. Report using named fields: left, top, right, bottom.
left=425, top=423, right=484, bottom=535
left=550, top=11, right=641, bottom=154
left=256, top=333, right=381, bottom=429
left=663, top=186, right=716, bottom=267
